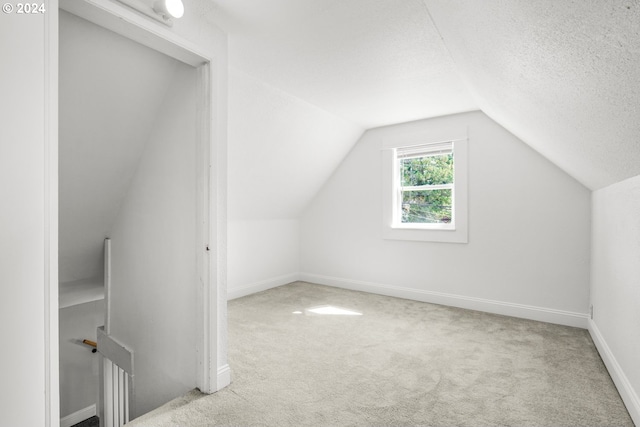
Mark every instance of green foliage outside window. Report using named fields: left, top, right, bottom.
left=400, top=154, right=453, bottom=224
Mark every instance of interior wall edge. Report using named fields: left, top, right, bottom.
left=298, top=273, right=589, bottom=329
left=46, top=2, right=60, bottom=426
left=588, top=319, right=640, bottom=425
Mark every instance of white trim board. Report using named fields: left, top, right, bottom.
left=217, top=364, right=232, bottom=390
left=59, top=0, right=208, bottom=66
left=227, top=273, right=299, bottom=300
left=299, top=273, right=589, bottom=328
left=60, top=404, right=96, bottom=427
left=45, top=3, right=60, bottom=426
left=589, top=320, right=640, bottom=425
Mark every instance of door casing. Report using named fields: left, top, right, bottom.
left=48, top=1, right=229, bottom=424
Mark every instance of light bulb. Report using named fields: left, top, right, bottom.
left=154, top=0, right=184, bottom=19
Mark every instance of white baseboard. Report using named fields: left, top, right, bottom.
left=589, top=319, right=640, bottom=425
left=60, top=404, right=96, bottom=427
left=227, top=273, right=300, bottom=300
left=228, top=272, right=588, bottom=327
left=299, top=273, right=589, bottom=328
left=216, top=364, right=232, bottom=390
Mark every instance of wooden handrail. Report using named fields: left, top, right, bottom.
left=83, top=339, right=98, bottom=353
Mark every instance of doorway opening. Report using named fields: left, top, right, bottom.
left=56, top=1, right=225, bottom=425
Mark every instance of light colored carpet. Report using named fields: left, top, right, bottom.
left=129, top=281, right=633, bottom=426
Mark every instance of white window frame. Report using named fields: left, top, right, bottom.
left=394, top=141, right=455, bottom=230
left=382, top=134, right=468, bottom=243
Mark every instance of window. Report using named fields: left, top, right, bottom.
left=396, top=142, right=455, bottom=229
left=382, top=136, right=468, bottom=243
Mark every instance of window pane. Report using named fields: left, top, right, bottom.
left=401, top=189, right=452, bottom=224
left=400, top=153, right=453, bottom=187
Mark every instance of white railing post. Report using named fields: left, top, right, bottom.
left=104, top=238, right=111, bottom=335
left=99, top=238, right=134, bottom=427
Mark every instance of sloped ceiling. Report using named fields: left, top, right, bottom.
left=209, top=0, right=477, bottom=129
left=59, top=11, right=179, bottom=282
left=212, top=0, right=640, bottom=191
left=210, top=0, right=478, bottom=220
left=424, top=0, right=640, bottom=190
left=228, top=69, right=363, bottom=219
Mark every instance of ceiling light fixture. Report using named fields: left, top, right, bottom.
left=153, top=0, right=184, bottom=19
left=114, top=0, right=184, bottom=27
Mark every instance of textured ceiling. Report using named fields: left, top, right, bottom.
left=59, top=11, right=179, bottom=282
left=211, top=0, right=640, bottom=190
left=424, top=0, right=640, bottom=190
left=208, top=0, right=477, bottom=129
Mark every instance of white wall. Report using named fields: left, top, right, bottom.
left=301, top=111, right=591, bottom=326
left=228, top=220, right=299, bottom=299
left=0, top=5, right=57, bottom=426
left=109, top=63, right=198, bottom=417
left=59, top=10, right=179, bottom=284
left=590, top=174, right=640, bottom=423
left=59, top=301, right=104, bottom=418
left=226, top=69, right=361, bottom=294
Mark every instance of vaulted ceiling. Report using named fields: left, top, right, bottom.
left=425, top=0, right=640, bottom=190
left=209, top=0, right=480, bottom=220
left=209, top=0, right=640, bottom=190
left=210, top=0, right=477, bottom=128
left=228, top=68, right=362, bottom=219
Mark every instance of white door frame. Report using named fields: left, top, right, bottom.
left=49, top=0, right=228, bottom=423
left=45, top=3, right=60, bottom=426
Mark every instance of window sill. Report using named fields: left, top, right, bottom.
left=392, top=223, right=455, bottom=231
left=383, top=224, right=467, bottom=243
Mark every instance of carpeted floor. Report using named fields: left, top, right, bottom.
left=129, top=281, right=634, bottom=426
